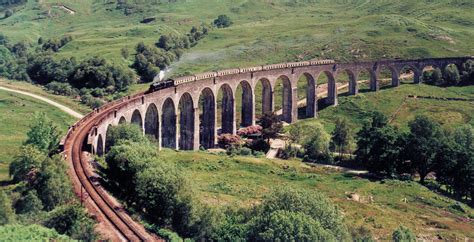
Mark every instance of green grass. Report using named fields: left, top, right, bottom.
left=1, top=0, right=473, bottom=79
left=295, top=83, right=474, bottom=133
left=0, top=89, right=77, bottom=181
left=158, top=149, right=474, bottom=240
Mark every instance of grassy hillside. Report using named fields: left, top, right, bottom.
left=0, top=89, right=77, bottom=181
left=157, top=149, right=474, bottom=240
left=312, top=83, right=474, bottom=132
left=1, top=0, right=473, bottom=77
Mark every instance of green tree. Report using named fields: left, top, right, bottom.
left=331, top=118, right=353, bottom=161
left=24, top=113, right=60, bottom=154
left=356, top=111, right=405, bottom=175
left=36, top=155, right=74, bottom=210
left=4, top=9, right=13, bottom=18
left=15, top=190, right=43, bottom=214
left=250, top=187, right=349, bottom=241
left=303, top=123, right=332, bottom=163
left=444, top=64, right=461, bottom=85
left=44, top=204, right=96, bottom=241
left=392, top=226, right=416, bottom=242
left=105, top=123, right=148, bottom=151
left=213, top=15, right=233, bottom=28
left=259, top=112, right=283, bottom=142
left=9, top=145, right=46, bottom=183
left=404, top=115, right=444, bottom=184
left=461, top=59, right=474, bottom=84
left=135, top=162, right=192, bottom=230
left=0, top=191, right=15, bottom=225
left=255, top=210, right=334, bottom=241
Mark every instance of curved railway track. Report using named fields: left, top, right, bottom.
left=63, top=93, right=158, bottom=241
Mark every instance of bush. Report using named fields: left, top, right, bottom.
left=0, top=224, right=73, bottom=241
left=249, top=187, right=349, bottom=241
left=15, top=190, right=43, bottom=214
left=4, top=9, right=13, bottom=18
left=237, top=125, right=262, bottom=137
left=248, top=138, right=270, bottom=153
left=253, top=210, right=334, bottom=241
left=392, top=226, right=416, bottom=242
left=303, top=125, right=333, bottom=164
left=0, top=191, right=15, bottom=225
left=213, top=15, right=233, bottom=28
left=9, top=145, right=47, bottom=183
left=45, top=82, right=76, bottom=96
left=44, top=203, right=96, bottom=241
left=24, top=112, right=61, bottom=154
left=217, top=134, right=242, bottom=149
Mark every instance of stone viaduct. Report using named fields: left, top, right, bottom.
left=86, top=57, right=471, bottom=155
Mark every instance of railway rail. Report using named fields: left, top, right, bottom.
left=63, top=93, right=159, bottom=241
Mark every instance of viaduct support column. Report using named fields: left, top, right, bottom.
left=349, top=80, right=358, bottom=95
left=193, top=107, right=200, bottom=151
left=174, top=114, right=179, bottom=150
left=291, top=87, right=298, bottom=123
left=158, top=113, right=162, bottom=151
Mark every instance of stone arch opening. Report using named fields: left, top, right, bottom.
left=297, top=73, right=316, bottom=119
left=236, top=80, right=253, bottom=127
left=317, top=71, right=336, bottom=106
left=178, top=93, right=194, bottom=150
left=274, top=75, right=293, bottom=123
left=161, top=98, right=176, bottom=149
left=97, top=134, right=104, bottom=157
left=145, top=103, right=159, bottom=141
left=335, top=70, right=353, bottom=97
left=105, top=124, right=113, bottom=153
left=356, top=69, right=375, bottom=93
left=217, top=84, right=234, bottom=134
left=199, top=88, right=215, bottom=149
left=340, top=69, right=357, bottom=95
left=399, top=65, right=419, bottom=84
left=255, top=78, right=272, bottom=119
left=379, top=65, right=397, bottom=89
left=118, top=116, right=126, bottom=124
left=131, top=109, right=143, bottom=131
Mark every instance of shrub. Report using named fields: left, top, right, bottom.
left=249, top=187, right=349, bottom=241
left=392, top=226, right=416, bottom=242
left=9, top=145, right=47, bottom=183
left=0, top=224, right=73, bottom=241
left=217, top=134, right=242, bottom=149
left=237, top=125, right=262, bottom=137
left=0, top=191, right=15, bottom=225
left=248, top=138, right=270, bottom=153
left=303, top=125, right=333, bottom=164
left=44, top=203, right=96, bottom=241
left=15, top=190, right=43, bottom=214
left=45, top=82, right=76, bottom=96
left=213, top=15, right=233, bottom=28
left=4, top=9, right=13, bottom=18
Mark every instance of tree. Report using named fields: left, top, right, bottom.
left=254, top=210, right=334, bottom=241
left=461, top=59, right=474, bottom=84
left=303, top=125, right=333, bottom=164
left=9, top=145, right=46, bottom=183
left=355, top=111, right=405, bottom=175
left=135, top=162, right=192, bottom=233
left=249, top=187, right=349, bottom=241
left=4, top=9, right=13, bottom=18
left=331, top=118, right=353, bottom=161
left=36, top=155, right=74, bottom=210
left=444, top=64, right=461, bottom=86
left=392, top=226, right=416, bottom=242
left=24, top=113, right=60, bottom=155
left=259, top=112, right=282, bottom=142
left=104, top=123, right=148, bottom=151
left=213, top=15, right=233, bottom=28
left=44, top=204, right=96, bottom=241
left=0, top=191, right=15, bottom=225
left=404, top=115, right=444, bottom=184
left=120, top=47, right=129, bottom=59
left=15, top=190, right=43, bottom=214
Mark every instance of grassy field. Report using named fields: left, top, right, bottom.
left=157, top=149, right=474, bottom=240
left=0, top=0, right=473, bottom=77
left=295, top=83, right=474, bottom=133
left=0, top=89, right=77, bottom=181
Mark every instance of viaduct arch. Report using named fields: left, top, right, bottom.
left=82, top=57, right=471, bottom=154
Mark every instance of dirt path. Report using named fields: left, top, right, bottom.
left=0, top=86, right=83, bottom=119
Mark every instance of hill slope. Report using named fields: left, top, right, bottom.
left=1, top=0, right=473, bottom=77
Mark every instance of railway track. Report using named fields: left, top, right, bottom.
left=63, top=94, right=159, bottom=241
